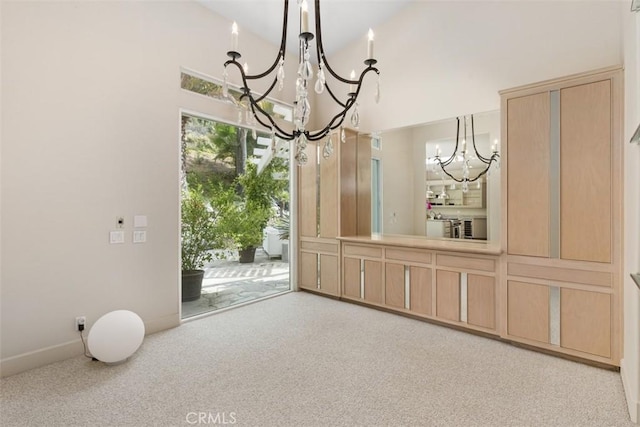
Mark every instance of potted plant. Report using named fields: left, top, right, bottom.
left=213, top=188, right=271, bottom=263
left=181, top=186, right=219, bottom=301
left=213, top=161, right=285, bottom=263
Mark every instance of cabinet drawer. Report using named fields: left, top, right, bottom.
left=437, top=254, right=495, bottom=272
left=343, top=244, right=382, bottom=258
left=385, top=248, right=432, bottom=264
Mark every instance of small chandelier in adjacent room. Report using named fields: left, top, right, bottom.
left=223, top=0, right=380, bottom=165
left=433, top=115, right=500, bottom=193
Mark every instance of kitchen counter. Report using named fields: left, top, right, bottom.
left=338, top=234, right=502, bottom=255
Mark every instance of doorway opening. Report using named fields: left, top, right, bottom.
left=180, top=113, right=291, bottom=319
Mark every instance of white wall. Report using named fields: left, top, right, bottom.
left=622, top=9, right=640, bottom=425
left=316, top=1, right=623, bottom=131
left=0, top=1, right=297, bottom=376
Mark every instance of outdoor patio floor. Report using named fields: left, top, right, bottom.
left=181, top=248, right=290, bottom=318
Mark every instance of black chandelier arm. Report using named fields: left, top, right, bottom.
left=469, top=114, right=493, bottom=163
left=239, top=0, right=289, bottom=81
left=438, top=117, right=461, bottom=167
left=313, top=0, right=366, bottom=87
left=225, top=58, right=281, bottom=104
left=467, top=158, right=499, bottom=182
left=323, top=81, right=348, bottom=109
left=436, top=156, right=499, bottom=183
left=306, top=108, right=350, bottom=141
left=435, top=162, right=465, bottom=183
left=245, top=50, right=286, bottom=81
left=245, top=93, right=294, bottom=140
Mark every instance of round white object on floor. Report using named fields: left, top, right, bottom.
left=87, top=310, right=145, bottom=364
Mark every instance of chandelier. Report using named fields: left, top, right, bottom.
left=222, top=0, right=380, bottom=165
left=432, top=115, right=500, bottom=193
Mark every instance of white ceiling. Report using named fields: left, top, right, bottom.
left=197, top=0, right=412, bottom=57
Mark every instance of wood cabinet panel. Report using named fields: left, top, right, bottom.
left=561, top=288, right=611, bottom=358
left=467, top=274, right=495, bottom=330
left=300, top=240, right=338, bottom=254
left=507, top=262, right=612, bottom=287
left=320, top=134, right=339, bottom=239
left=385, top=263, right=405, bottom=309
left=343, top=257, right=361, bottom=298
left=386, top=248, right=432, bottom=264
left=299, top=252, right=317, bottom=290
left=410, top=266, right=432, bottom=316
left=357, top=135, right=371, bottom=236
left=340, top=130, right=358, bottom=237
left=507, top=92, right=550, bottom=257
left=436, top=254, right=494, bottom=272
left=298, top=141, right=318, bottom=238
left=319, top=254, right=339, bottom=295
left=364, top=260, right=383, bottom=304
left=436, top=270, right=460, bottom=322
left=507, top=281, right=549, bottom=343
left=343, top=244, right=382, bottom=258
left=560, top=80, right=612, bottom=263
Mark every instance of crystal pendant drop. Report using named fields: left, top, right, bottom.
left=301, top=98, right=311, bottom=127
left=350, top=103, right=360, bottom=128
left=341, top=127, right=346, bottom=143
left=315, top=66, right=326, bottom=94
left=276, top=58, right=285, bottom=91
left=302, top=48, right=312, bottom=81
left=462, top=181, right=469, bottom=193
left=297, top=133, right=308, bottom=150
left=322, top=136, right=334, bottom=159
left=302, top=61, right=313, bottom=81
left=295, top=148, right=308, bottom=166
left=374, top=75, right=381, bottom=104
left=252, top=127, right=257, bottom=140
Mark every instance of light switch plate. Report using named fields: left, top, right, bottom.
left=109, top=231, right=125, bottom=244
left=133, top=230, right=147, bottom=243
left=133, top=215, right=148, bottom=228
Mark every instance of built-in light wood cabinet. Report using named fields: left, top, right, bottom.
left=500, top=66, right=623, bottom=366
left=340, top=239, right=500, bottom=335
left=298, top=129, right=371, bottom=296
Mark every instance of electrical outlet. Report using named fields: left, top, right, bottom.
left=75, top=316, right=86, bottom=332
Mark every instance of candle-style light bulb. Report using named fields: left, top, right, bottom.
left=301, top=0, right=309, bottom=33
left=492, top=139, right=498, bottom=153
left=243, top=62, right=249, bottom=73
left=435, top=144, right=440, bottom=157
left=367, top=28, right=375, bottom=59
left=231, top=21, right=239, bottom=52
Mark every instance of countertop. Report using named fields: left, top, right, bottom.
left=337, top=234, right=502, bottom=255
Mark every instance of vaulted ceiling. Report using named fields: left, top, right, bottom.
left=197, top=0, right=412, bottom=56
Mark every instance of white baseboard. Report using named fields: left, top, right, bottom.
left=1, top=313, right=180, bottom=378
left=0, top=339, right=81, bottom=378
left=621, top=358, right=640, bottom=424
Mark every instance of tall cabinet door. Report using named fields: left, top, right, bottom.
left=506, top=92, right=550, bottom=258
left=560, top=80, right=612, bottom=263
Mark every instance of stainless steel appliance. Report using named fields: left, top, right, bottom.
left=451, top=220, right=463, bottom=239
left=462, top=218, right=487, bottom=240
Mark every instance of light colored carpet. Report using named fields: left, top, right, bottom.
left=0, top=292, right=634, bottom=426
